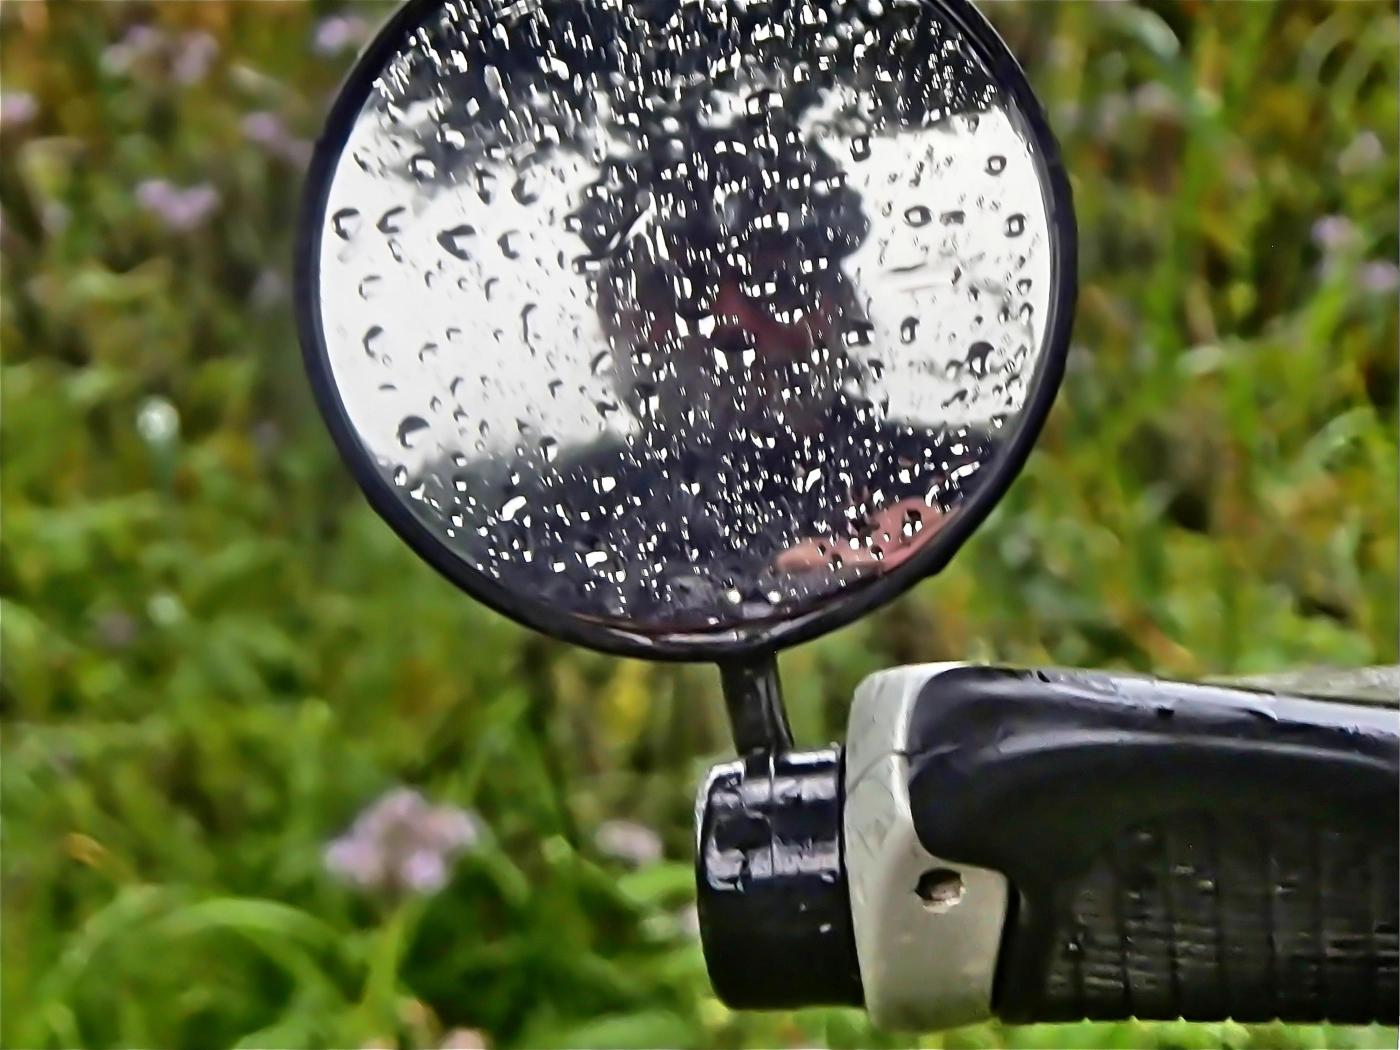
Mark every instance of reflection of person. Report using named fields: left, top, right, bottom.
left=390, top=0, right=1003, bottom=629
left=496, top=108, right=995, bottom=629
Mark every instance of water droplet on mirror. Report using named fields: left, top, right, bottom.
left=363, top=326, right=385, bottom=360
left=1004, top=214, right=1025, bottom=238
left=437, top=225, right=476, bottom=260
left=377, top=206, right=406, bottom=234
left=311, top=0, right=1059, bottom=636
left=397, top=416, right=430, bottom=449
left=986, top=155, right=1007, bottom=175
left=331, top=207, right=361, bottom=240
left=511, top=172, right=539, bottom=205
left=966, top=341, right=994, bottom=377
left=409, top=154, right=437, bottom=181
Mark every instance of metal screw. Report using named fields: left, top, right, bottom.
left=915, top=867, right=965, bottom=912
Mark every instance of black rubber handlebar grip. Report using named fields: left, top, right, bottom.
left=903, top=666, right=1399, bottom=1024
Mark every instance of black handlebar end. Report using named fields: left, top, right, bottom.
left=695, top=748, right=863, bottom=1009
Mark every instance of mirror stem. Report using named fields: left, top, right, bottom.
left=719, top=654, right=794, bottom=755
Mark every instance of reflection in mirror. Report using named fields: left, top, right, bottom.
left=311, top=0, right=1059, bottom=639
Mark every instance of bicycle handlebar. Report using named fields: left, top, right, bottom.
left=697, top=664, right=1399, bottom=1030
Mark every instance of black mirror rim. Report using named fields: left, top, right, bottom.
left=294, top=0, right=1077, bottom=663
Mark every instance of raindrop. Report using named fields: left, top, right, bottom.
left=397, top=415, right=430, bottom=449
left=1016, top=277, right=1033, bottom=294
left=850, top=135, right=871, bottom=161
left=331, top=207, right=361, bottom=240
left=392, top=466, right=409, bottom=487
left=437, top=225, right=476, bottom=260
left=358, top=275, right=383, bottom=300
left=363, top=326, right=385, bottom=360
left=474, top=167, right=496, bottom=204
left=900, top=317, right=919, bottom=344
left=842, top=324, right=874, bottom=348
left=903, top=205, right=933, bottom=227
left=498, top=231, right=521, bottom=260
left=511, top=172, right=539, bottom=205
left=376, top=206, right=406, bottom=234
left=939, top=209, right=966, bottom=225
left=1004, top=214, right=1026, bottom=238
left=500, top=495, right=527, bottom=521
left=409, top=154, right=438, bottom=181
left=986, top=155, right=1007, bottom=175
left=966, top=341, right=994, bottom=377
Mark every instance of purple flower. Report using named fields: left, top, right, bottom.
left=324, top=787, right=482, bottom=897
left=1311, top=215, right=1358, bottom=254
left=314, top=14, right=370, bottom=57
left=0, top=92, right=38, bottom=130
left=1360, top=260, right=1400, bottom=296
left=594, top=819, right=663, bottom=866
left=241, top=111, right=285, bottom=147
left=101, top=24, right=166, bottom=76
left=240, top=111, right=312, bottom=167
left=137, top=179, right=220, bottom=233
left=172, top=31, right=219, bottom=85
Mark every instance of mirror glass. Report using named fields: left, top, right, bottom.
left=304, top=0, right=1070, bottom=646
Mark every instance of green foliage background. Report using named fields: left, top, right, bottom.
left=2, top=1, right=1396, bottom=1048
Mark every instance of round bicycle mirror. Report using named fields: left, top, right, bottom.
left=297, top=0, right=1075, bottom=665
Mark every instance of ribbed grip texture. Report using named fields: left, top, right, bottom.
left=1032, top=810, right=1398, bottom=1024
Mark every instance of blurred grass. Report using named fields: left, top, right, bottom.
left=0, top=1, right=1396, bottom=1048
